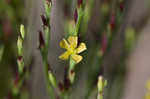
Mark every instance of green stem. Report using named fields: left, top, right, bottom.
left=63, top=91, right=70, bottom=99
left=97, top=93, right=103, bottom=99
left=43, top=57, right=55, bottom=99
left=75, top=7, right=83, bottom=36
left=40, top=1, right=58, bottom=98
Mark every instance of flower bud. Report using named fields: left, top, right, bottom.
left=69, top=70, right=75, bottom=84
left=97, top=76, right=107, bottom=92
left=58, top=82, right=64, bottom=91
left=20, top=24, right=25, bottom=39
left=39, top=31, right=45, bottom=49
left=74, top=9, right=78, bottom=23
left=41, top=15, right=48, bottom=26
left=78, top=0, right=82, bottom=8
left=17, top=56, right=24, bottom=74
left=110, top=14, right=115, bottom=30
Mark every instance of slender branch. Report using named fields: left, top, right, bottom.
left=39, top=0, right=57, bottom=99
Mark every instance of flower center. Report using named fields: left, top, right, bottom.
left=68, top=46, right=76, bottom=55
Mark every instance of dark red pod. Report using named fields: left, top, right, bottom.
left=63, top=67, right=71, bottom=90
left=39, top=31, right=45, bottom=49
left=17, top=56, right=23, bottom=61
left=7, top=91, right=12, bottom=99
left=74, top=9, right=78, bottom=23
left=120, top=2, right=124, bottom=12
left=101, top=34, right=107, bottom=54
left=58, top=82, right=64, bottom=91
left=110, top=14, right=115, bottom=30
left=14, top=72, right=19, bottom=87
left=78, top=0, right=82, bottom=8
left=41, top=15, right=48, bottom=26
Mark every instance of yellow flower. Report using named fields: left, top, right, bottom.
left=59, top=36, right=87, bottom=63
left=145, top=93, right=150, bottom=99
left=147, top=80, right=150, bottom=91
left=145, top=80, right=150, bottom=99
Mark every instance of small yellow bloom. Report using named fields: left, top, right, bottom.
left=147, top=80, right=150, bottom=91
left=59, top=36, right=87, bottom=63
left=145, top=93, right=150, bottom=99
left=145, top=80, right=150, bottom=99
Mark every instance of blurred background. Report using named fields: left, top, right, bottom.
left=0, top=0, right=150, bottom=99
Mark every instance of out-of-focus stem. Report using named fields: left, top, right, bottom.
left=39, top=0, right=57, bottom=99
left=12, top=24, right=29, bottom=98
left=81, top=0, right=95, bottom=36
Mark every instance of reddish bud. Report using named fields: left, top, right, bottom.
left=101, top=35, right=107, bottom=54
left=2, top=18, right=12, bottom=38
left=120, top=3, right=124, bottom=12
left=18, top=56, right=23, bottom=61
left=58, top=82, right=64, bottom=91
left=64, top=67, right=70, bottom=90
left=64, top=77, right=70, bottom=90
left=41, top=15, right=48, bottom=26
left=74, top=9, right=78, bottom=23
left=78, top=0, right=82, bottom=8
left=14, top=72, right=19, bottom=87
left=110, top=14, right=115, bottom=30
left=70, top=70, right=74, bottom=75
left=39, top=31, right=45, bottom=49
left=7, top=91, right=12, bottom=99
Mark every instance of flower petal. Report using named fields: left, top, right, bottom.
left=71, top=54, right=82, bottom=63
left=60, top=39, right=70, bottom=49
left=59, top=51, right=70, bottom=60
left=68, top=36, right=78, bottom=49
left=76, top=43, right=87, bottom=53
